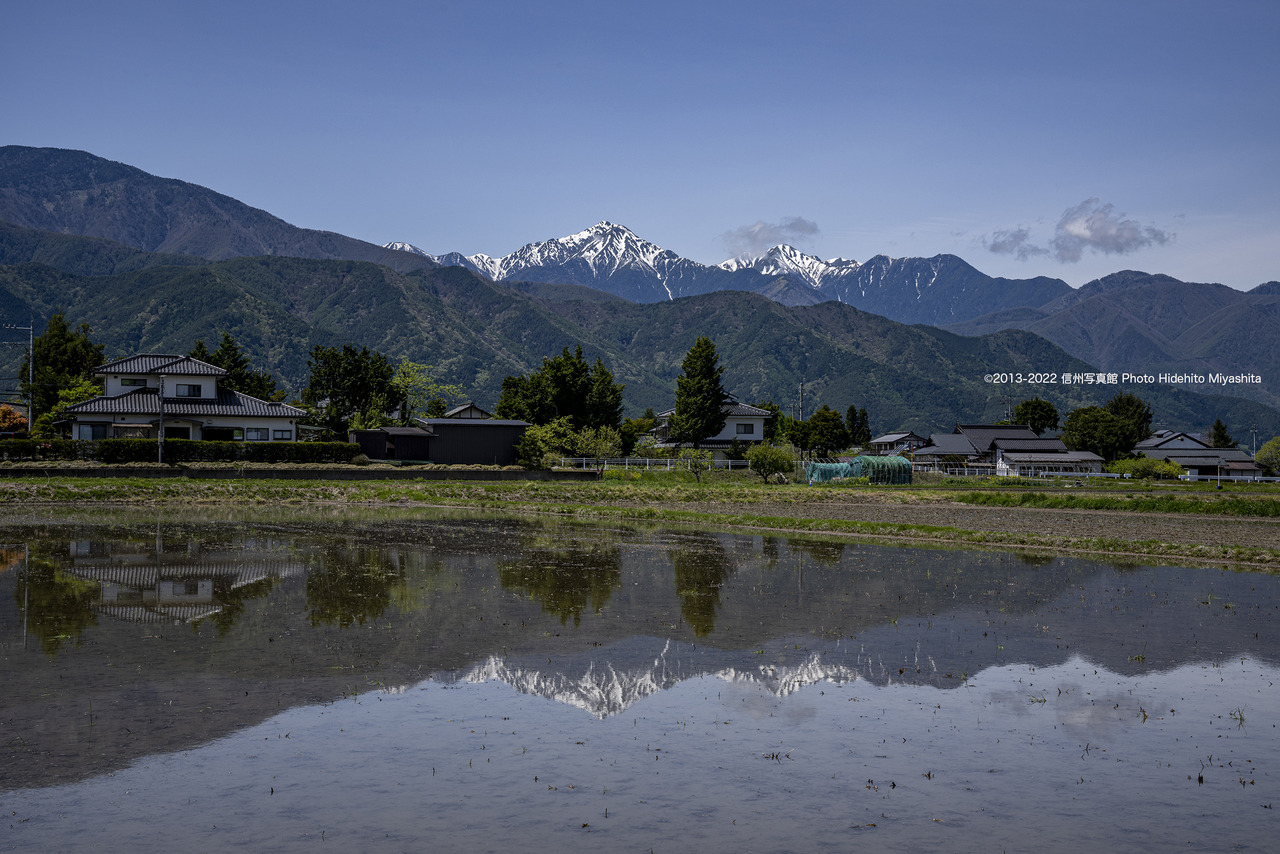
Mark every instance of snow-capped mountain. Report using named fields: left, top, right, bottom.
left=386, top=221, right=1075, bottom=324
left=719, top=244, right=861, bottom=290
left=446, top=642, right=882, bottom=718
left=389, top=221, right=776, bottom=302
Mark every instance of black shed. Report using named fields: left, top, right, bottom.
left=413, top=418, right=529, bottom=465
left=348, top=426, right=434, bottom=461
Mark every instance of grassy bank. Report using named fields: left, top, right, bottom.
left=2, top=470, right=1279, bottom=569
left=952, top=490, right=1280, bottom=517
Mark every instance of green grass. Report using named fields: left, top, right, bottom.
left=3, top=473, right=1279, bottom=568
left=952, top=490, right=1280, bottom=517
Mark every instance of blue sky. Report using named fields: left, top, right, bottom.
left=6, top=0, right=1278, bottom=289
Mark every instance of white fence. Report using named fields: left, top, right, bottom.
left=557, top=457, right=757, bottom=471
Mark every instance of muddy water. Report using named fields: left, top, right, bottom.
left=1, top=508, right=1277, bottom=852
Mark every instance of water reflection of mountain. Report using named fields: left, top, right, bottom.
left=455, top=639, right=865, bottom=718
left=3, top=512, right=1279, bottom=788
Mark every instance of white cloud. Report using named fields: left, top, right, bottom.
left=985, top=199, right=1172, bottom=264
left=720, top=217, right=820, bottom=258
left=1051, top=198, right=1172, bottom=263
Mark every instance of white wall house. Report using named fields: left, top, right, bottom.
left=63, top=354, right=304, bottom=441
left=651, top=401, right=772, bottom=455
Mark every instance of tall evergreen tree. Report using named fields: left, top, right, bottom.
left=1209, top=418, right=1237, bottom=449
left=668, top=337, right=730, bottom=448
left=190, top=332, right=280, bottom=400
left=302, top=344, right=399, bottom=436
left=584, top=357, right=625, bottom=430
left=754, top=400, right=782, bottom=443
left=21, top=311, right=105, bottom=423
left=853, top=407, right=871, bottom=445
left=808, top=405, right=851, bottom=456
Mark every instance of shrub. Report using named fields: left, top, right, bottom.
left=747, top=444, right=796, bottom=483
left=1106, top=456, right=1185, bottom=480
left=0, top=438, right=362, bottom=464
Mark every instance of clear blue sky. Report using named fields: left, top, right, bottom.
left=6, top=0, right=1278, bottom=289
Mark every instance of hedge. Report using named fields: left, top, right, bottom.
left=0, top=438, right=363, bottom=464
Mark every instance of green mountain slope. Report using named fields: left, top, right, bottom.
left=950, top=272, right=1280, bottom=410
left=2, top=249, right=1276, bottom=438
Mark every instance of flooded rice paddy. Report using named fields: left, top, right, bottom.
left=1, top=507, right=1277, bottom=852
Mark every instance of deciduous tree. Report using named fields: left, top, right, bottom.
left=1105, top=392, right=1153, bottom=447
left=302, top=344, right=399, bottom=436
left=1013, top=397, right=1060, bottom=436
left=747, top=443, right=795, bottom=483
left=496, top=347, right=624, bottom=430
left=1062, top=406, right=1130, bottom=460
left=1257, top=436, right=1280, bottom=475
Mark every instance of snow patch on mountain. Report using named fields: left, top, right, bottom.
left=719, top=244, right=861, bottom=290
left=451, top=646, right=867, bottom=717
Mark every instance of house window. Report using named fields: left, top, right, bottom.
left=78, top=423, right=108, bottom=440
left=202, top=426, right=243, bottom=441
left=120, top=378, right=147, bottom=388
left=246, top=428, right=269, bottom=441
left=175, top=384, right=202, bottom=398
left=736, top=423, right=755, bottom=435
left=273, top=429, right=292, bottom=441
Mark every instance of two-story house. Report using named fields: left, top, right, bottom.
left=63, top=354, right=304, bottom=441
left=650, top=400, right=772, bottom=455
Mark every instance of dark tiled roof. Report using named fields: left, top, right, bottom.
left=993, top=438, right=1069, bottom=452
left=97, top=354, right=227, bottom=377
left=66, top=387, right=304, bottom=418
left=955, top=424, right=1039, bottom=452
left=913, top=434, right=980, bottom=456
left=1000, top=451, right=1104, bottom=463
left=871, top=432, right=923, bottom=444
left=1134, top=431, right=1210, bottom=450
left=656, top=402, right=772, bottom=419
left=415, top=418, right=530, bottom=428
left=1143, top=448, right=1258, bottom=466
left=352, top=426, right=435, bottom=436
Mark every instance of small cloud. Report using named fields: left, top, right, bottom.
left=985, top=200, right=1173, bottom=264
left=720, top=217, right=820, bottom=258
left=985, top=226, right=1048, bottom=261
left=1051, top=198, right=1172, bottom=263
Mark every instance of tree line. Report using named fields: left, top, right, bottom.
left=4, top=313, right=1278, bottom=478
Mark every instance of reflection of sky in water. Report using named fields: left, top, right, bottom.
left=4, top=511, right=1280, bottom=851
left=6, top=656, right=1276, bottom=853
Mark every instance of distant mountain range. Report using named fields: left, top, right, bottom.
left=0, top=145, right=438, bottom=273
left=1, top=145, right=1277, bottom=433
left=386, top=221, right=1073, bottom=325
left=948, top=271, right=1280, bottom=409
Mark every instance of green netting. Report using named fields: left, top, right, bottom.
left=806, top=455, right=912, bottom=485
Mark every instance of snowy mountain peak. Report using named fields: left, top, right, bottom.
left=719, top=244, right=861, bottom=289
left=383, top=241, right=431, bottom=257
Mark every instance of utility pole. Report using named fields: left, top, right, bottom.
left=158, top=374, right=166, bottom=464
left=0, top=319, right=35, bottom=429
